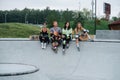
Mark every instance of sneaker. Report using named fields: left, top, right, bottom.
left=62, top=49, right=65, bottom=54
left=88, top=39, right=94, bottom=42
left=66, top=44, right=69, bottom=48
left=77, top=47, right=80, bottom=51
left=43, top=43, right=47, bottom=49
left=41, top=43, right=44, bottom=49
left=76, top=43, right=79, bottom=47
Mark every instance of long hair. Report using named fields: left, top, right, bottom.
left=64, top=22, right=71, bottom=30
left=76, top=22, right=83, bottom=32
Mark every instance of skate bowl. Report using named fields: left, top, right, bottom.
left=0, top=39, right=120, bottom=80
left=0, top=63, right=39, bottom=76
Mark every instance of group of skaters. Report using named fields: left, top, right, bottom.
left=39, top=21, right=92, bottom=53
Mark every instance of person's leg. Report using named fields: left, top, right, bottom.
left=47, top=37, right=50, bottom=44
left=51, top=36, right=55, bottom=47
left=39, top=36, right=43, bottom=43
left=52, top=42, right=55, bottom=47
left=39, top=36, right=44, bottom=48
left=86, top=33, right=92, bottom=40
left=43, top=37, right=48, bottom=49
left=65, top=36, right=70, bottom=48
left=62, top=39, right=66, bottom=50
left=55, top=42, right=59, bottom=47
left=76, top=38, right=79, bottom=47
left=80, top=33, right=89, bottom=41
left=67, top=36, right=71, bottom=44
left=75, top=35, right=79, bottom=46
left=62, top=34, right=66, bottom=49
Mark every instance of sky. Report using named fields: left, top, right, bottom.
left=0, top=0, right=120, bottom=17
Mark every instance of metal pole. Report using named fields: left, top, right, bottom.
left=25, top=13, right=28, bottom=24
left=91, top=0, right=94, bottom=19
left=5, top=12, right=7, bottom=23
left=79, top=1, right=80, bottom=11
left=94, top=0, right=97, bottom=34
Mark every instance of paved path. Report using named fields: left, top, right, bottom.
left=0, top=40, right=120, bottom=80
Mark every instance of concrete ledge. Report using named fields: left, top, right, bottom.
left=1, top=38, right=120, bottom=43
left=94, top=39, right=120, bottom=43
left=96, top=30, right=120, bottom=40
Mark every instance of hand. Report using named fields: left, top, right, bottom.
left=58, top=38, right=61, bottom=40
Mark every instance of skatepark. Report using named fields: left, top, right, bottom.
left=0, top=30, right=120, bottom=80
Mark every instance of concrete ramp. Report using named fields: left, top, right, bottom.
left=0, top=40, right=120, bottom=80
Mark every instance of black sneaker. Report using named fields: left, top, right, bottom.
left=66, top=44, right=69, bottom=49
left=77, top=47, right=80, bottom=51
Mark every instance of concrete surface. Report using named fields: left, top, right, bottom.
left=0, top=40, right=120, bottom=80
left=96, top=30, right=120, bottom=40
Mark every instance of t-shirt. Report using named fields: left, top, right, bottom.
left=50, top=27, right=62, bottom=35
left=75, top=28, right=84, bottom=35
left=62, top=28, right=72, bottom=36
left=40, top=31, right=48, bottom=38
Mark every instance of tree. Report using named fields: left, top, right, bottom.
left=46, top=10, right=61, bottom=28
left=112, top=16, right=118, bottom=21
left=73, top=12, right=84, bottom=29
left=82, top=8, right=91, bottom=20
left=62, top=8, right=74, bottom=22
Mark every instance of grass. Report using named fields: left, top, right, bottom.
left=0, top=23, right=40, bottom=38
left=0, top=20, right=109, bottom=38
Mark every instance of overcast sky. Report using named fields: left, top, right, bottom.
left=0, top=0, right=120, bottom=17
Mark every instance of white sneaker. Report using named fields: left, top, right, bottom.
left=76, top=43, right=79, bottom=47
left=41, top=43, right=44, bottom=49
left=43, top=43, right=47, bottom=49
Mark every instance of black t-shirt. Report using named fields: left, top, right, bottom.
left=40, top=31, right=48, bottom=38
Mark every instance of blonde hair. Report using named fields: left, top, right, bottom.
left=76, top=22, right=83, bottom=31
left=75, top=22, right=84, bottom=34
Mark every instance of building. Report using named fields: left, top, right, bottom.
left=108, top=20, right=120, bottom=30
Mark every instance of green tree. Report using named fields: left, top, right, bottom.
left=73, top=12, right=84, bottom=29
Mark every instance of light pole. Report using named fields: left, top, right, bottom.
left=79, top=1, right=80, bottom=11
left=91, top=0, right=94, bottom=19
left=5, top=12, right=7, bottom=23
left=94, top=0, right=97, bottom=35
left=25, top=13, right=28, bottom=24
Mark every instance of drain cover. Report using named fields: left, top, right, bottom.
left=0, top=63, right=39, bottom=76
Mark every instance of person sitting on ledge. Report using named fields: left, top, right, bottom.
left=39, top=22, right=49, bottom=49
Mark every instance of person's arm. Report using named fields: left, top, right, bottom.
left=50, top=28, right=53, bottom=37
left=59, top=27, right=62, bottom=35
left=39, top=28, right=42, bottom=34
left=39, top=32, right=43, bottom=38
left=57, top=27, right=62, bottom=40
left=74, top=28, right=78, bottom=34
left=69, top=28, right=73, bottom=35
left=47, top=28, right=50, bottom=37
left=62, top=28, right=65, bottom=35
